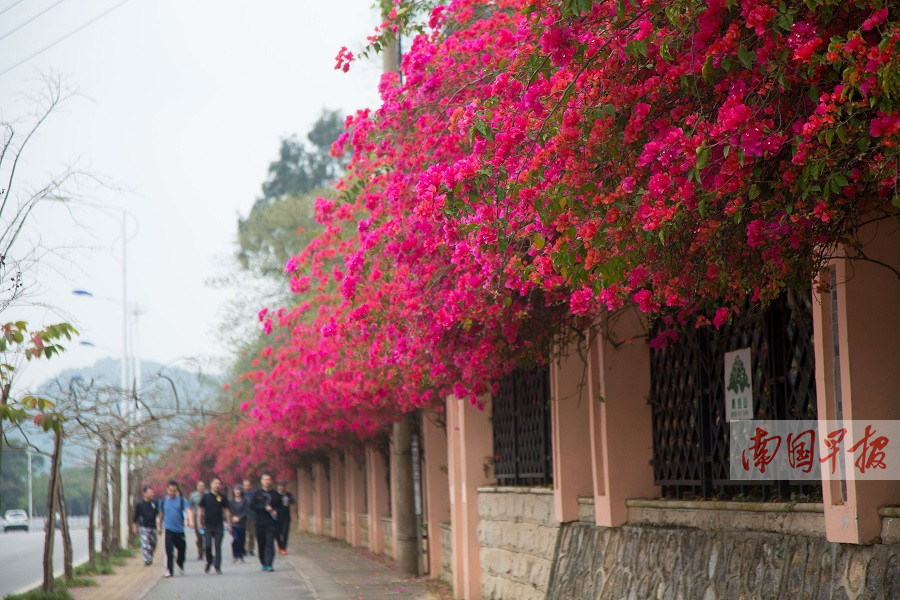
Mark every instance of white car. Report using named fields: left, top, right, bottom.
left=2, top=509, right=29, bottom=532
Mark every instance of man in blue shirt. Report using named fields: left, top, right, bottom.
left=156, top=480, right=194, bottom=578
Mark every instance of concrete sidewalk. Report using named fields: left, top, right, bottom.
left=133, top=531, right=438, bottom=600
left=282, top=533, right=435, bottom=600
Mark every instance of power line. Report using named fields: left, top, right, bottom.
left=0, top=0, right=30, bottom=19
left=0, top=0, right=136, bottom=78
left=0, top=0, right=69, bottom=43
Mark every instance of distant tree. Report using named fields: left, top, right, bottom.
left=32, top=465, right=92, bottom=516
left=237, top=109, right=346, bottom=276
left=254, top=109, right=347, bottom=208
left=0, top=439, right=46, bottom=512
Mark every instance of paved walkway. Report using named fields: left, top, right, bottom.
left=69, top=552, right=159, bottom=600
left=80, top=531, right=438, bottom=600
left=281, top=534, right=435, bottom=600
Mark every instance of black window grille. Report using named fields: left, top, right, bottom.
left=492, top=365, right=553, bottom=486
left=649, top=287, right=821, bottom=500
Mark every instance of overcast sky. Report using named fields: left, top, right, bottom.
left=1, top=0, right=383, bottom=390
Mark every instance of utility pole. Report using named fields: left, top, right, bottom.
left=27, top=449, right=33, bottom=522
left=382, top=23, right=418, bottom=577
left=119, top=211, right=130, bottom=550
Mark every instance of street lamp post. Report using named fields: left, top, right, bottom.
left=70, top=202, right=138, bottom=550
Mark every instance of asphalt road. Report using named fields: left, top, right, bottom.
left=0, top=527, right=92, bottom=597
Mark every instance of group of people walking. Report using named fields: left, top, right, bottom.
left=132, top=473, right=295, bottom=578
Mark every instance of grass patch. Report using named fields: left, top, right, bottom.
left=55, top=577, right=96, bottom=589
left=72, top=559, right=114, bottom=576
left=2, top=588, right=73, bottom=600
left=3, top=573, right=97, bottom=599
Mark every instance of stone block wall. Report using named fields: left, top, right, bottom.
left=308, top=515, right=317, bottom=534
left=359, top=513, right=369, bottom=547
left=439, top=522, right=452, bottom=582
left=547, top=522, right=899, bottom=600
left=381, top=516, right=394, bottom=557
left=477, top=487, right=560, bottom=600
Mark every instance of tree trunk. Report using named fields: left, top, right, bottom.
left=42, top=430, right=63, bottom=592
left=88, top=447, right=101, bottom=566
left=0, top=382, right=8, bottom=515
left=109, top=441, right=121, bottom=551
left=128, top=464, right=141, bottom=547
left=100, top=446, right=111, bottom=560
left=56, top=472, right=73, bottom=581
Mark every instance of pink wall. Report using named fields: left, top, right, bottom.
left=423, top=411, right=451, bottom=577
left=312, top=461, right=328, bottom=535
left=814, top=220, right=900, bottom=543
left=447, top=395, right=493, bottom=600
left=365, top=446, right=390, bottom=554
left=550, top=346, right=594, bottom=522
left=345, top=452, right=366, bottom=547
left=297, top=466, right=313, bottom=533
left=588, top=310, right=657, bottom=527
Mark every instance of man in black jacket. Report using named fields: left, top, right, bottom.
left=132, top=486, right=159, bottom=565
left=249, top=473, right=282, bottom=571
left=275, top=480, right=295, bottom=555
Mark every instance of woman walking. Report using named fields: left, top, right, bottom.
left=229, top=484, right=249, bottom=562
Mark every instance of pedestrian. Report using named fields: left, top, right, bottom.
left=188, top=480, right=207, bottom=561
left=242, top=478, right=256, bottom=556
left=198, top=477, right=231, bottom=575
left=132, top=486, right=159, bottom=566
left=275, top=479, right=295, bottom=555
left=249, top=472, right=283, bottom=572
left=229, top=485, right=249, bottom=562
left=156, top=480, right=193, bottom=578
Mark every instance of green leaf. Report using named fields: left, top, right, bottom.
left=602, top=103, right=616, bottom=117
left=533, top=234, right=546, bottom=250
left=696, top=145, right=710, bottom=170
left=836, top=126, right=848, bottom=143
left=737, top=46, right=756, bottom=70
left=824, top=130, right=834, bottom=147
left=808, top=84, right=820, bottom=104
left=702, top=56, right=713, bottom=81
left=748, top=184, right=761, bottom=200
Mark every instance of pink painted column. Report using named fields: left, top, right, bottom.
left=312, top=461, right=328, bottom=535
left=814, top=221, right=900, bottom=544
left=588, top=309, right=657, bottom=527
left=447, top=395, right=493, bottom=600
left=365, top=445, right=389, bottom=554
left=297, top=466, right=313, bottom=533
left=345, top=452, right=366, bottom=547
left=550, top=347, right=594, bottom=522
left=329, top=452, right=346, bottom=540
left=422, top=410, right=451, bottom=577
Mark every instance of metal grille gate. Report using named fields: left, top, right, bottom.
left=492, top=365, right=553, bottom=486
left=649, top=287, right=821, bottom=500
